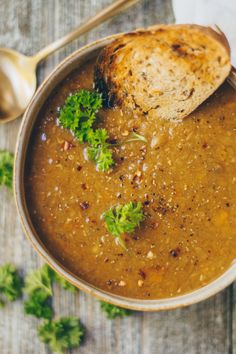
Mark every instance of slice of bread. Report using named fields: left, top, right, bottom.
left=94, top=24, right=231, bottom=121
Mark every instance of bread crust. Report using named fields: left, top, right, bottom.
left=94, top=24, right=231, bottom=120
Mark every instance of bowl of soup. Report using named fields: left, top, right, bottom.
left=14, top=34, right=236, bottom=311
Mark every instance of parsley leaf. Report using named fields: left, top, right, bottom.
left=0, top=150, right=14, bottom=190
left=59, top=90, right=103, bottom=143
left=23, top=265, right=77, bottom=319
left=24, top=290, right=53, bottom=319
left=38, top=317, right=85, bottom=353
left=100, top=301, right=132, bottom=319
left=0, top=264, right=23, bottom=306
left=24, top=264, right=53, bottom=319
left=87, top=127, right=108, bottom=147
left=87, top=129, right=114, bottom=171
left=24, top=264, right=53, bottom=297
left=102, top=202, right=145, bottom=248
left=59, top=90, right=114, bottom=172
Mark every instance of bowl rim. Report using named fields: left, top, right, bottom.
left=14, top=33, right=236, bottom=311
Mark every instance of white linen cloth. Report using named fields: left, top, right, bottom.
left=172, top=0, right=236, bottom=66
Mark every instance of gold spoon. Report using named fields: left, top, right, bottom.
left=0, top=0, right=140, bottom=124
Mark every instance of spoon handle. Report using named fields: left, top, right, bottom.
left=32, top=0, right=140, bottom=64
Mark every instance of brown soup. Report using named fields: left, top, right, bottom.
left=25, top=59, right=236, bottom=299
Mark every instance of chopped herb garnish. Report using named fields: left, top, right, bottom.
left=38, top=317, right=85, bottom=353
left=59, top=90, right=103, bottom=143
left=59, top=90, right=113, bottom=172
left=59, top=90, right=148, bottom=172
left=100, top=301, right=132, bottom=319
left=87, top=127, right=108, bottom=147
left=87, top=129, right=114, bottom=171
left=0, top=150, right=14, bottom=190
left=0, top=264, right=23, bottom=307
left=102, top=202, right=145, bottom=248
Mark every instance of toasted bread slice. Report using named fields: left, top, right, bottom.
left=94, top=24, right=231, bottom=121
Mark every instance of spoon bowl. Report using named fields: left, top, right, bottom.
left=0, top=48, right=37, bottom=123
left=0, top=0, right=140, bottom=124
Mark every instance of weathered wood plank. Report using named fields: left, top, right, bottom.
left=0, top=1, right=234, bottom=353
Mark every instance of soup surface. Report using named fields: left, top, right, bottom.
left=25, top=59, right=236, bottom=299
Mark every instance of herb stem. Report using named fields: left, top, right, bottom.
left=110, top=132, right=147, bottom=147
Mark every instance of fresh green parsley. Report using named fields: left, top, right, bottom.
left=24, top=290, right=53, bottom=319
left=24, top=264, right=53, bottom=319
left=102, top=202, right=145, bottom=248
left=24, top=264, right=53, bottom=297
left=87, top=129, right=114, bottom=171
left=59, top=90, right=148, bottom=172
left=38, top=317, right=85, bottom=353
left=100, top=301, right=132, bottom=319
left=0, top=150, right=14, bottom=190
left=59, top=90, right=114, bottom=171
left=59, top=90, right=103, bottom=143
left=24, top=264, right=77, bottom=319
left=0, top=264, right=23, bottom=307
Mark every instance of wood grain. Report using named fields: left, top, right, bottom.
left=0, top=1, right=234, bottom=353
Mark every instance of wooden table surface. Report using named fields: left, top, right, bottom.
left=0, top=1, right=235, bottom=353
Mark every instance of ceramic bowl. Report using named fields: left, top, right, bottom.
left=14, top=34, right=236, bottom=311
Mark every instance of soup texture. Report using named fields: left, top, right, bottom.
left=25, top=60, right=236, bottom=299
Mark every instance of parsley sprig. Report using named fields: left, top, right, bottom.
left=38, top=317, right=85, bottom=354
left=87, top=129, right=114, bottom=172
left=59, top=90, right=103, bottom=143
left=23, top=265, right=82, bottom=353
left=0, top=262, right=137, bottom=351
left=24, top=289, right=53, bottom=319
left=100, top=301, right=132, bottom=319
left=24, top=264, right=77, bottom=319
left=24, top=264, right=53, bottom=296
left=0, top=263, right=84, bottom=353
left=102, top=202, right=145, bottom=248
left=59, top=90, right=148, bottom=172
left=24, top=264, right=53, bottom=319
left=0, top=150, right=14, bottom=190
left=59, top=90, right=114, bottom=171
left=0, top=264, right=23, bottom=306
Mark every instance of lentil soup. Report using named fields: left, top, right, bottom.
left=25, top=59, right=236, bottom=299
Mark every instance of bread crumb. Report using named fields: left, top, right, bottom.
left=138, top=280, right=144, bottom=287
left=122, top=130, right=129, bottom=136
left=118, top=280, right=126, bottom=287
left=150, top=136, right=158, bottom=148
left=147, top=251, right=154, bottom=259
